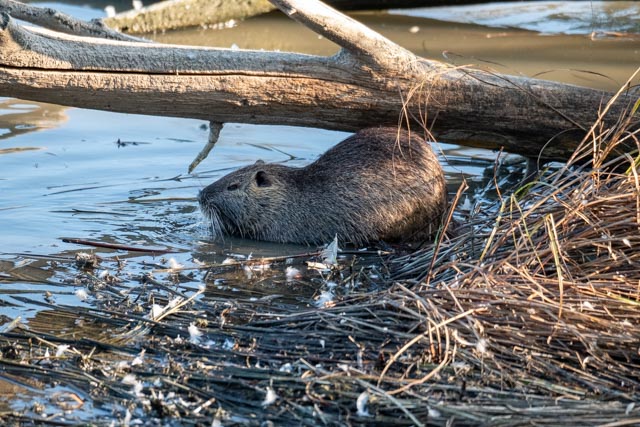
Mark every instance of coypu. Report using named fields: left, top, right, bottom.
left=199, top=127, right=447, bottom=245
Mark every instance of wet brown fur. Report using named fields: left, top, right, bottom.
left=199, top=127, right=447, bottom=245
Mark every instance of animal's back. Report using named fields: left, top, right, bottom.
left=298, top=128, right=447, bottom=244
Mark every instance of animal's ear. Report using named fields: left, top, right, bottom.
left=255, top=170, right=272, bottom=187
left=254, top=160, right=265, bottom=165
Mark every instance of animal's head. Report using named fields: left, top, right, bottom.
left=198, top=160, right=290, bottom=239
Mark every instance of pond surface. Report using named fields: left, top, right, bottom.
left=1, top=1, right=640, bottom=422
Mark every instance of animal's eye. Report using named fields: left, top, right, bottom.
left=255, top=171, right=271, bottom=187
left=227, top=183, right=239, bottom=191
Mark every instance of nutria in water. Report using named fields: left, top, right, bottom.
left=199, top=127, right=447, bottom=245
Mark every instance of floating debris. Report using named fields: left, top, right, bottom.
left=262, top=387, right=278, bottom=407
left=356, top=391, right=370, bottom=417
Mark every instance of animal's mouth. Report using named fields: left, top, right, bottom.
left=197, top=189, right=209, bottom=209
left=198, top=193, right=227, bottom=240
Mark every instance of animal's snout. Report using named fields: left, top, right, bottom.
left=198, top=187, right=210, bottom=205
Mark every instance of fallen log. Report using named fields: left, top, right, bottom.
left=0, top=0, right=636, bottom=161
left=103, top=0, right=518, bottom=34
left=103, top=0, right=275, bottom=34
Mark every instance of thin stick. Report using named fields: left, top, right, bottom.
left=61, top=237, right=174, bottom=254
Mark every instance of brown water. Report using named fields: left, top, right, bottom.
left=1, top=1, right=639, bottom=422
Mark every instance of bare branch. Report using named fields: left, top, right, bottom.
left=189, top=122, right=224, bottom=173
left=0, top=0, right=144, bottom=42
left=271, top=0, right=427, bottom=73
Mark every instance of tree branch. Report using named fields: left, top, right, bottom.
left=0, top=0, right=634, bottom=162
left=0, top=0, right=144, bottom=42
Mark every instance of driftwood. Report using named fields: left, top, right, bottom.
left=0, top=0, right=636, bottom=161
left=103, top=0, right=517, bottom=34
left=104, top=0, right=275, bottom=34
left=0, top=0, right=143, bottom=41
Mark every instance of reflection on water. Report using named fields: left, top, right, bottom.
left=0, top=99, right=68, bottom=142
left=0, top=378, right=34, bottom=412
